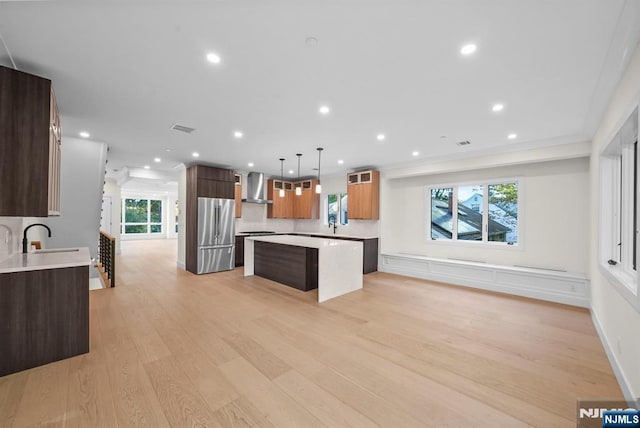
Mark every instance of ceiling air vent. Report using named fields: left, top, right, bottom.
left=170, top=123, right=195, bottom=134
left=456, top=140, right=471, bottom=146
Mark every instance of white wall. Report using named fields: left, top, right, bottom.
left=43, top=137, right=107, bottom=277
left=102, top=178, right=122, bottom=253
left=380, top=157, right=590, bottom=274
left=589, top=41, right=640, bottom=401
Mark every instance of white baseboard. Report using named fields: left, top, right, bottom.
left=379, top=253, right=590, bottom=308
left=176, top=260, right=185, bottom=269
left=590, top=308, right=637, bottom=405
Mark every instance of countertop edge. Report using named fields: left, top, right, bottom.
left=0, top=247, right=92, bottom=274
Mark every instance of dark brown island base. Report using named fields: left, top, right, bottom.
left=235, top=232, right=378, bottom=274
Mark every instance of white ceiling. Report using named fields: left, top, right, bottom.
left=1, top=0, right=639, bottom=179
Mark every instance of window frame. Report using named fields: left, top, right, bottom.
left=326, top=192, right=349, bottom=226
left=425, top=177, right=523, bottom=249
left=121, top=198, right=164, bottom=235
left=598, top=102, right=640, bottom=312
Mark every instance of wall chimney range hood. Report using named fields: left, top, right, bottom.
left=241, top=172, right=273, bottom=204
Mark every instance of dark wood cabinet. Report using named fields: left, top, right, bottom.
left=0, top=266, right=89, bottom=376
left=185, top=165, right=236, bottom=274
left=235, top=235, right=245, bottom=266
left=254, top=241, right=319, bottom=291
left=0, top=66, right=61, bottom=217
left=197, top=178, right=234, bottom=199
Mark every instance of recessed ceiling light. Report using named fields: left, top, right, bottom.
left=492, top=103, right=505, bottom=112
left=412, top=151, right=419, bottom=157
left=507, top=133, right=518, bottom=140
left=206, top=52, right=221, bottom=64
left=144, top=165, right=150, bottom=170
left=376, top=134, right=385, bottom=141
left=165, top=149, right=171, bottom=152
left=460, top=43, right=477, bottom=56
left=79, top=131, right=90, bottom=138
left=337, top=159, right=344, bottom=164
left=248, top=162, right=254, bottom=167
left=154, top=157, right=161, bottom=163
left=288, top=169, right=294, bottom=174
left=192, top=152, right=200, bottom=158
left=233, top=131, right=243, bottom=139
left=319, top=105, right=330, bottom=115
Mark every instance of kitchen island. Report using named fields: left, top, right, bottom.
left=0, top=247, right=90, bottom=376
left=244, top=235, right=363, bottom=302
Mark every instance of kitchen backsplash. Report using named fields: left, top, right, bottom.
left=235, top=203, right=294, bottom=232
left=294, top=218, right=379, bottom=237
left=0, top=217, right=23, bottom=262
left=233, top=202, right=379, bottom=237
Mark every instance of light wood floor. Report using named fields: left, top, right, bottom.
left=0, top=239, right=622, bottom=427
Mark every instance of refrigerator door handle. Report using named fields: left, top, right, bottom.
left=216, top=205, right=221, bottom=239
left=199, top=244, right=234, bottom=250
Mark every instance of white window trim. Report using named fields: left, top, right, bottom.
left=598, top=99, right=640, bottom=312
left=424, top=177, right=524, bottom=250
left=121, top=198, right=164, bottom=236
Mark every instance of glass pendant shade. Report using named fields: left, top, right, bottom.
left=279, top=157, right=285, bottom=197
left=315, top=183, right=322, bottom=194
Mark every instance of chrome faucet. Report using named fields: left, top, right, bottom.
left=22, top=223, right=51, bottom=253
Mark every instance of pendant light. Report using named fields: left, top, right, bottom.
left=315, top=147, right=323, bottom=194
left=295, top=153, right=302, bottom=196
left=279, top=158, right=285, bottom=197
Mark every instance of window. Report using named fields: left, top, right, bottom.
left=428, top=180, right=519, bottom=245
left=599, top=105, right=639, bottom=310
left=327, top=193, right=348, bottom=225
left=121, top=198, right=163, bottom=234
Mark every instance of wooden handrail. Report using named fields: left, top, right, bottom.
left=98, top=230, right=116, bottom=287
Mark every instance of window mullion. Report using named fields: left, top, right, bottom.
left=482, top=184, right=488, bottom=242
left=452, top=186, right=458, bottom=240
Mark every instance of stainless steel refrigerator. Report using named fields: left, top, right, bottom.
left=197, top=197, right=235, bottom=274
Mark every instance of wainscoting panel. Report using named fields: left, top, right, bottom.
left=380, top=253, right=590, bottom=308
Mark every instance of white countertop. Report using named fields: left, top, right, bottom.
left=293, top=232, right=378, bottom=240
left=0, top=247, right=91, bottom=273
left=246, top=234, right=362, bottom=249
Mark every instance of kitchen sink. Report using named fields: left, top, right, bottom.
left=34, top=248, right=80, bottom=254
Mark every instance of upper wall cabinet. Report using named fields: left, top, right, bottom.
left=347, top=170, right=380, bottom=220
left=0, top=66, right=61, bottom=217
left=267, top=179, right=293, bottom=219
left=267, top=179, right=319, bottom=219
left=293, top=179, right=319, bottom=219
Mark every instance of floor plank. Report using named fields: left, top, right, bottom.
left=0, top=239, right=624, bottom=427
